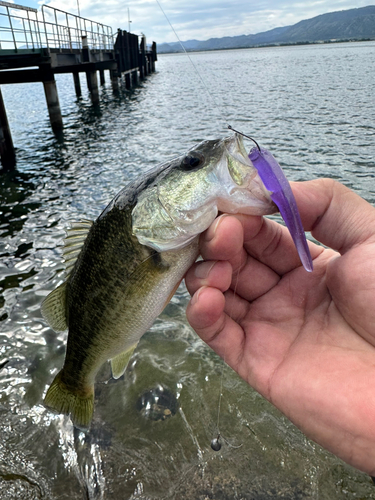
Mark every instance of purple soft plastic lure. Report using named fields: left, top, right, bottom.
left=248, top=146, right=313, bottom=272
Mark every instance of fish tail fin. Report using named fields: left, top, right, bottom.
left=44, top=371, right=94, bottom=431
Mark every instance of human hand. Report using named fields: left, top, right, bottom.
left=185, top=179, right=375, bottom=475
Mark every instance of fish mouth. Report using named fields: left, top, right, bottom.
left=219, top=134, right=277, bottom=215
left=225, top=134, right=253, bottom=168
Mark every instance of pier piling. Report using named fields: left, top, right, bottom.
left=151, top=42, right=157, bottom=72
left=86, top=71, right=99, bottom=104
left=42, top=77, right=63, bottom=133
left=73, top=72, right=82, bottom=98
left=132, top=70, right=138, bottom=86
left=82, top=35, right=90, bottom=62
left=0, top=88, right=16, bottom=171
left=110, top=70, right=119, bottom=93
left=139, top=37, right=146, bottom=80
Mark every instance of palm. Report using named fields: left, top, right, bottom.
left=238, top=245, right=375, bottom=392
left=185, top=180, right=375, bottom=474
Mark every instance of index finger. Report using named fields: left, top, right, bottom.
left=201, top=212, right=323, bottom=277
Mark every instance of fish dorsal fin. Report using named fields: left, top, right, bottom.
left=63, top=219, right=93, bottom=277
left=41, top=282, right=68, bottom=332
left=41, top=220, right=92, bottom=333
left=111, top=343, right=138, bottom=379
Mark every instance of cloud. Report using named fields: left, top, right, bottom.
left=37, top=0, right=373, bottom=43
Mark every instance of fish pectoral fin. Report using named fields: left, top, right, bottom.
left=41, top=282, right=68, bottom=332
left=44, top=371, right=94, bottom=431
left=111, top=343, right=138, bottom=380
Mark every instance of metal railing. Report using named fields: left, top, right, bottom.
left=0, top=1, right=41, bottom=50
left=41, top=5, right=114, bottom=51
left=0, top=2, right=114, bottom=52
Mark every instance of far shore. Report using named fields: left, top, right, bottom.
left=158, top=38, right=375, bottom=55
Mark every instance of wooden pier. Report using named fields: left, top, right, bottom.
left=0, top=2, right=157, bottom=171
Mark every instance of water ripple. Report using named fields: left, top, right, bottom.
left=1, top=41, right=375, bottom=498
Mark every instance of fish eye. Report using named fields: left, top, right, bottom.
left=180, top=152, right=205, bottom=171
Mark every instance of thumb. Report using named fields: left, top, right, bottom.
left=292, top=179, right=375, bottom=254
left=293, top=179, right=375, bottom=345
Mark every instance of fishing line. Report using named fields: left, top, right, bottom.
left=155, top=0, right=230, bottom=132
left=211, top=251, right=244, bottom=452
left=157, top=0, right=246, bottom=453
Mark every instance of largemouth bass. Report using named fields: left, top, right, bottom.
left=42, top=133, right=276, bottom=430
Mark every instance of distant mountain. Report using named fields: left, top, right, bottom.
left=277, top=5, right=375, bottom=43
left=158, top=5, right=375, bottom=53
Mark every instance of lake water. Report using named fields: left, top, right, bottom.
left=1, top=41, right=375, bottom=499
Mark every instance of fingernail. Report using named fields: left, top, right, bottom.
left=194, top=261, right=217, bottom=279
left=190, top=287, right=204, bottom=306
left=205, top=214, right=228, bottom=242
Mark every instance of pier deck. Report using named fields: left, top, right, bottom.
left=0, top=2, right=157, bottom=170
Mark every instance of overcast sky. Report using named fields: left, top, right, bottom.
left=14, top=0, right=375, bottom=43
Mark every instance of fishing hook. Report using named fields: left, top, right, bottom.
left=228, top=125, right=261, bottom=152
